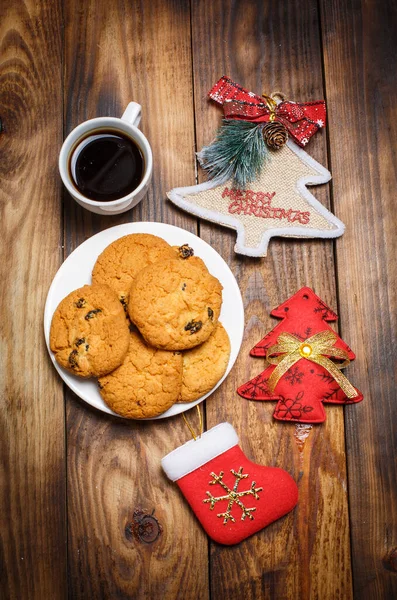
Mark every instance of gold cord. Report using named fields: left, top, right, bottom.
left=262, top=93, right=277, bottom=111
left=262, top=93, right=277, bottom=121
left=262, top=91, right=286, bottom=121
left=182, top=405, right=204, bottom=440
left=270, top=91, right=286, bottom=103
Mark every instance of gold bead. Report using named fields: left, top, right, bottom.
left=299, top=343, right=312, bottom=358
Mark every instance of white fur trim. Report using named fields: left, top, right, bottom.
left=167, top=140, right=344, bottom=257
left=161, top=422, right=239, bottom=482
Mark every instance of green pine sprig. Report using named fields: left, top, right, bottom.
left=197, top=119, right=268, bottom=188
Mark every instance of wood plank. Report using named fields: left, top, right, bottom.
left=191, top=1, right=352, bottom=598
left=0, top=1, right=66, bottom=598
left=320, top=0, right=397, bottom=597
left=63, top=1, right=208, bottom=598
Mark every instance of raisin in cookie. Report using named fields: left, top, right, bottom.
left=173, top=244, right=209, bottom=273
left=179, top=322, right=231, bottom=402
left=98, top=329, right=182, bottom=418
left=92, top=233, right=176, bottom=306
left=128, top=258, right=223, bottom=351
left=50, top=284, right=129, bottom=378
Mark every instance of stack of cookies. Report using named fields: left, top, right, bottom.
left=50, top=234, right=231, bottom=419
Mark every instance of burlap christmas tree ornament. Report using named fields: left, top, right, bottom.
left=168, top=76, right=345, bottom=257
left=168, top=140, right=343, bottom=257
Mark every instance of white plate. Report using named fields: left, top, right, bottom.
left=44, top=222, right=244, bottom=419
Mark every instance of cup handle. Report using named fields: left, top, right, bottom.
left=121, top=102, right=142, bottom=128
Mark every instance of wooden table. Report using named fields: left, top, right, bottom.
left=1, top=1, right=396, bottom=598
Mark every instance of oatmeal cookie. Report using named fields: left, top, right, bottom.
left=92, top=233, right=176, bottom=306
left=179, top=322, right=230, bottom=402
left=128, top=258, right=223, bottom=350
left=98, top=329, right=182, bottom=418
left=50, top=284, right=130, bottom=378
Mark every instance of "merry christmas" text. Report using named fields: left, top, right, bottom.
left=223, top=188, right=311, bottom=224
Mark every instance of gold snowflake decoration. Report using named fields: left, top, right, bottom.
left=203, top=466, right=263, bottom=524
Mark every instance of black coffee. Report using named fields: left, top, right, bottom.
left=72, top=130, right=144, bottom=201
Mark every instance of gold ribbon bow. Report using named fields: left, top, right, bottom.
left=266, top=330, right=358, bottom=399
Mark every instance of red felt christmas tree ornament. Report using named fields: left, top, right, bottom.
left=237, top=287, right=363, bottom=423
left=161, top=422, right=298, bottom=545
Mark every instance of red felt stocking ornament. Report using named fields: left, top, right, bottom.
left=161, top=422, right=298, bottom=545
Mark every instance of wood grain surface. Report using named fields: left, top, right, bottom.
left=0, top=1, right=66, bottom=598
left=320, top=0, right=397, bottom=597
left=0, top=0, right=396, bottom=598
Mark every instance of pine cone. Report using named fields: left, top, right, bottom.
left=262, top=121, right=288, bottom=150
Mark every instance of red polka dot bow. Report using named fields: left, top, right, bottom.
left=209, top=76, right=326, bottom=148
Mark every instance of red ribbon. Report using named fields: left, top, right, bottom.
left=209, top=76, right=326, bottom=148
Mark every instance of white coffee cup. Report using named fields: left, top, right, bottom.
left=59, top=102, right=152, bottom=215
